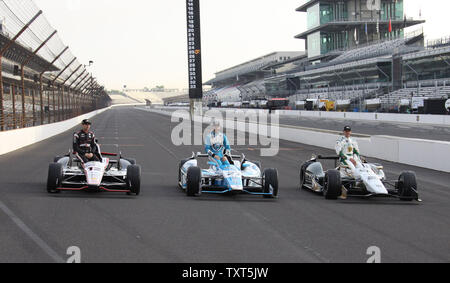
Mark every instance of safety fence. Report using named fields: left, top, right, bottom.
left=0, top=0, right=110, bottom=132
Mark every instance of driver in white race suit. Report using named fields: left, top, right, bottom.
left=335, top=126, right=362, bottom=169
left=335, top=126, right=362, bottom=199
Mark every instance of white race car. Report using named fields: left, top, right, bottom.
left=178, top=152, right=278, bottom=198
left=300, top=155, right=420, bottom=202
left=47, top=151, right=141, bottom=195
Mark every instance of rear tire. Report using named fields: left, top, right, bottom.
left=323, top=170, right=342, bottom=200
left=47, top=163, right=63, bottom=194
left=186, top=167, right=201, bottom=197
left=398, top=171, right=418, bottom=201
left=127, top=165, right=141, bottom=196
left=263, top=168, right=279, bottom=198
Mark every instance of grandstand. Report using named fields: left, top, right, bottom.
left=0, top=0, right=109, bottom=131
left=201, top=0, right=450, bottom=114
left=203, top=52, right=305, bottom=107
left=125, top=90, right=186, bottom=105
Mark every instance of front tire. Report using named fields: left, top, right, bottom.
left=47, top=163, right=63, bottom=194
left=323, top=170, right=342, bottom=200
left=263, top=168, right=279, bottom=198
left=178, top=159, right=190, bottom=189
left=124, top=158, right=137, bottom=165
left=127, top=165, right=141, bottom=196
left=398, top=171, right=418, bottom=201
left=186, top=167, right=202, bottom=197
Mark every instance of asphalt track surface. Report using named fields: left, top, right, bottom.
left=0, top=106, right=449, bottom=263
left=161, top=107, right=450, bottom=141
left=278, top=116, right=450, bottom=141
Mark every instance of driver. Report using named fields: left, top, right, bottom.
left=73, top=119, right=100, bottom=163
left=335, top=126, right=361, bottom=168
left=336, top=126, right=363, bottom=200
left=205, top=120, right=231, bottom=167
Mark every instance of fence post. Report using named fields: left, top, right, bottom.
left=39, top=74, right=44, bottom=125
left=12, top=84, right=16, bottom=129
left=0, top=56, right=3, bottom=131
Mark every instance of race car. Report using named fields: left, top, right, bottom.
left=47, top=151, right=141, bottom=195
left=299, top=155, right=420, bottom=202
left=178, top=152, right=278, bottom=198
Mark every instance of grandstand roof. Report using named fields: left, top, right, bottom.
left=294, top=19, right=425, bottom=39
left=329, top=35, right=420, bottom=64
left=206, top=52, right=304, bottom=85
left=262, top=53, right=308, bottom=69
left=0, top=33, right=59, bottom=73
left=292, top=56, right=391, bottom=78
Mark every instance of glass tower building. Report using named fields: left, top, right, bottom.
left=295, top=0, right=424, bottom=59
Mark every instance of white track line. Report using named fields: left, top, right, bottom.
left=0, top=200, right=65, bottom=263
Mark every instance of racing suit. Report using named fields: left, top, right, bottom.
left=73, top=130, right=100, bottom=163
left=335, top=136, right=361, bottom=167
left=205, top=131, right=231, bottom=167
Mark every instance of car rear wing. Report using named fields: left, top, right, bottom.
left=311, top=155, right=341, bottom=168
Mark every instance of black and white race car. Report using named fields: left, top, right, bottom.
left=48, top=151, right=141, bottom=195
left=299, top=155, right=420, bottom=202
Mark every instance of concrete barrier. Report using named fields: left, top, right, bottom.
left=141, top=107, right=450, bottom=172
left=155, top=106, right=450, bottom=126
left=0, top=108, right=113, bottom=156
left=0, top=104, right=149, bottom=156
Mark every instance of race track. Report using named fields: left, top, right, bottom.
left=0, top=106, right=449, bottom=263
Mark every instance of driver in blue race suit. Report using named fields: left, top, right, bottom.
left=205, top=120, right=232, bottom=168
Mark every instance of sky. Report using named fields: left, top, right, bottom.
left=33, top=0, right=450, bottom=90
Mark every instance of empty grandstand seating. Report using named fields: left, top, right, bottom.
left=329, top=36, right=419, bottom=65
left=380, top=84, right=450, bottom=109
left=240, top=80, right=266, bottom=100
left=109, top=94, right=139, bottom=105
left=215, top=86, right=241, bottom=102
left=288, top=83, right=384, bottom=104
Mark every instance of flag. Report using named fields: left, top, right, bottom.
left=365, top=22, right=368, bottom=36
left=389, top=19, right=392, bottom=33
left=376, top=20, right=380, bottom=34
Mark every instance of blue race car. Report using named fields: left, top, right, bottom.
left=178, top=152, right=278, bottom=198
